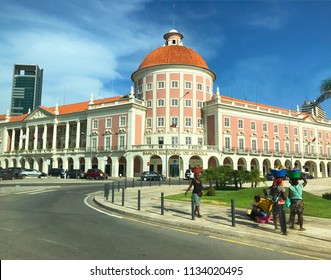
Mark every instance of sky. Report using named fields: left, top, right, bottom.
left=1, top=0, right=331, bottom=119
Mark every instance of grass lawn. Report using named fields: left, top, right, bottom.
left=165, top=187, right=331, bottom=219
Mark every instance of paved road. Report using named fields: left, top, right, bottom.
left=0, top=183, right=313, bottom=260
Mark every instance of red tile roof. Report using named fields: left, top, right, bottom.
left=138, top=45, right=209, bottom=70
left=2, top=96, right=122, bottom=123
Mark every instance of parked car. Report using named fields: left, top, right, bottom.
left=141, top=171, right=166, bottom=181
left=86, top=169, right=107, bottom=180
left=301, top=173, right=314, bottom=180
left=6, top=167, right=24, bottom=179
left=65, top=169, right=85, bottom=179
left=185, top=169, right=194, bottom=180
left=48, top=168, right=65, bottom=178
left=265, top=173, right=274, bottom=181
left=0, top=169, right=17, bottom=180
left=21, top=169, right=47, bottom=178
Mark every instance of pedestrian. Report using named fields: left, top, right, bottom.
left=288, top=177, right=306, bottom=231
left=185, top=172, right=204, bottom=218
left=263, top=177, right=286, bottom=231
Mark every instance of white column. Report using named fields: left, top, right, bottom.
left=65, top=122, right=70, bottom=149
left=112, top=156, right=119, bottom=177
left=25, top=126, right=30, bottom=150
left=42, top=124, right=48, bottom=150
left=52, top=121, right=58, bottom=150
left=76, top=120, right=81, bottom=149
left=2, top=127, right=9, bottom=153
left=19, top=128, right=23, bottom=149
left=10, top=129, right=16, bottom=151
left=33, top=126, right=38, bottom=150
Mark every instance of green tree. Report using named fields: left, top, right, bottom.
left=320, top=77, right=331, bottom=93
left=315, top=77, right=331, bottom=105
left=214, top=165, right=232, bottom=189
left=231, top=169, right=248, bottom=189
left=248, top=169, right=265, bottom=188
left=200, top=168, right=217, bottom=196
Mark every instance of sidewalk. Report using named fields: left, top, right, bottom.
left=94, top=184, right=331, bottom=259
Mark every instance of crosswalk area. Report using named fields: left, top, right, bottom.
left=0, top=186, right=62, bottom=196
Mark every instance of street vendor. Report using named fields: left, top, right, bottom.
left=263, top=169, right=287, bottom=231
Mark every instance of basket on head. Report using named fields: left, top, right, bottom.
left=288, top=170, right=301, bottom=179
left=270, top=169, right=287, bottom=178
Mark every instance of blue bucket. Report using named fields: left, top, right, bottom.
left=270, top=169, right=287, bottom=178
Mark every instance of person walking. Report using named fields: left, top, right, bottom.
left=185, top=172, right=204, bottom=218
left=288, top=177, right=306, bottom=231
left=263, top=177, right=286, bottom=231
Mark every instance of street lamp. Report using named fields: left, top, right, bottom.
left=178, top=91, right=190, bottom=178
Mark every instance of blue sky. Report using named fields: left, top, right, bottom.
left=1, top=0, right=330, bottom=118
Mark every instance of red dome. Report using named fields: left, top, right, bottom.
left=138, top=45, right=209, bottom=70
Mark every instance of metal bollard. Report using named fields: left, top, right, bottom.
left=138, top=190, right=141, bottom=210
left=104, top=183, right=110, bottom=200
left=118, top=181, right=120, bottom=192
left=121, top=187, right=125, bottom=206
left=161, top=192, right=164, bottom=215
left=125, top=178, right=127, bottom=189
left=132, top=178, right=135, bottom=188
left=280, top=206, right=287, bottom=235
left=111, top=182, right=115, bottom=203
left=191, top=195, right=195, bottom=220
left=231, top=199, right=235, bottom=227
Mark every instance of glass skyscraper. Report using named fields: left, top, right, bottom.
left=11, top=64, right=43, bottom=116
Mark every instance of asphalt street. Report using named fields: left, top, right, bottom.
left=0, top=180, right=318, bottom=260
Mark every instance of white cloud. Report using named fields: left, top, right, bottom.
left=0, top=0, right=158, bottom=112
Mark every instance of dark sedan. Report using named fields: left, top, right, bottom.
left=65, top=169, right=85, bottom=179
left=141, top=171, right=166, bottom=181
left=0, top=170, right=17, bottom=180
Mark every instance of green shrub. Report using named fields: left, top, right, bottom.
left=322, top=192, right=331, bottom=200
left=204, top=186, right=216, bottom=196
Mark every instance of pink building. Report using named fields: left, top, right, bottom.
left=1, top=29, right=331, bottom=178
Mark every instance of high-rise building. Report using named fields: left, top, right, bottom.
left=301, top=100, right=326, bottom=119
left=10, top=64, right=43, bottom=116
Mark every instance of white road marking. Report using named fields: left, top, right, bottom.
left=0, top=226, right=14, bottom=232
left=84, top=195, right=123, bottom=219
left=38, top=238, right=78, bottom=250
left=14, top=189, right=59, bottom=195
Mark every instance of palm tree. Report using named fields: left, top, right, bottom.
left=248, top=169, right=265, bottom=188
left=315, top=77, right=331, bottom=105
left=214, top=165, right=232, bottom=189
left=231, top=169, right=249, bottom=189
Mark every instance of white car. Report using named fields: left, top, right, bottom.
left=21, top=169, right=47, bottom=178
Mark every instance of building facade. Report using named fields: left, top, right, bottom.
left=11, top=64, right=43, bottom=116
left=1, top=30, right=331, bottom=178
